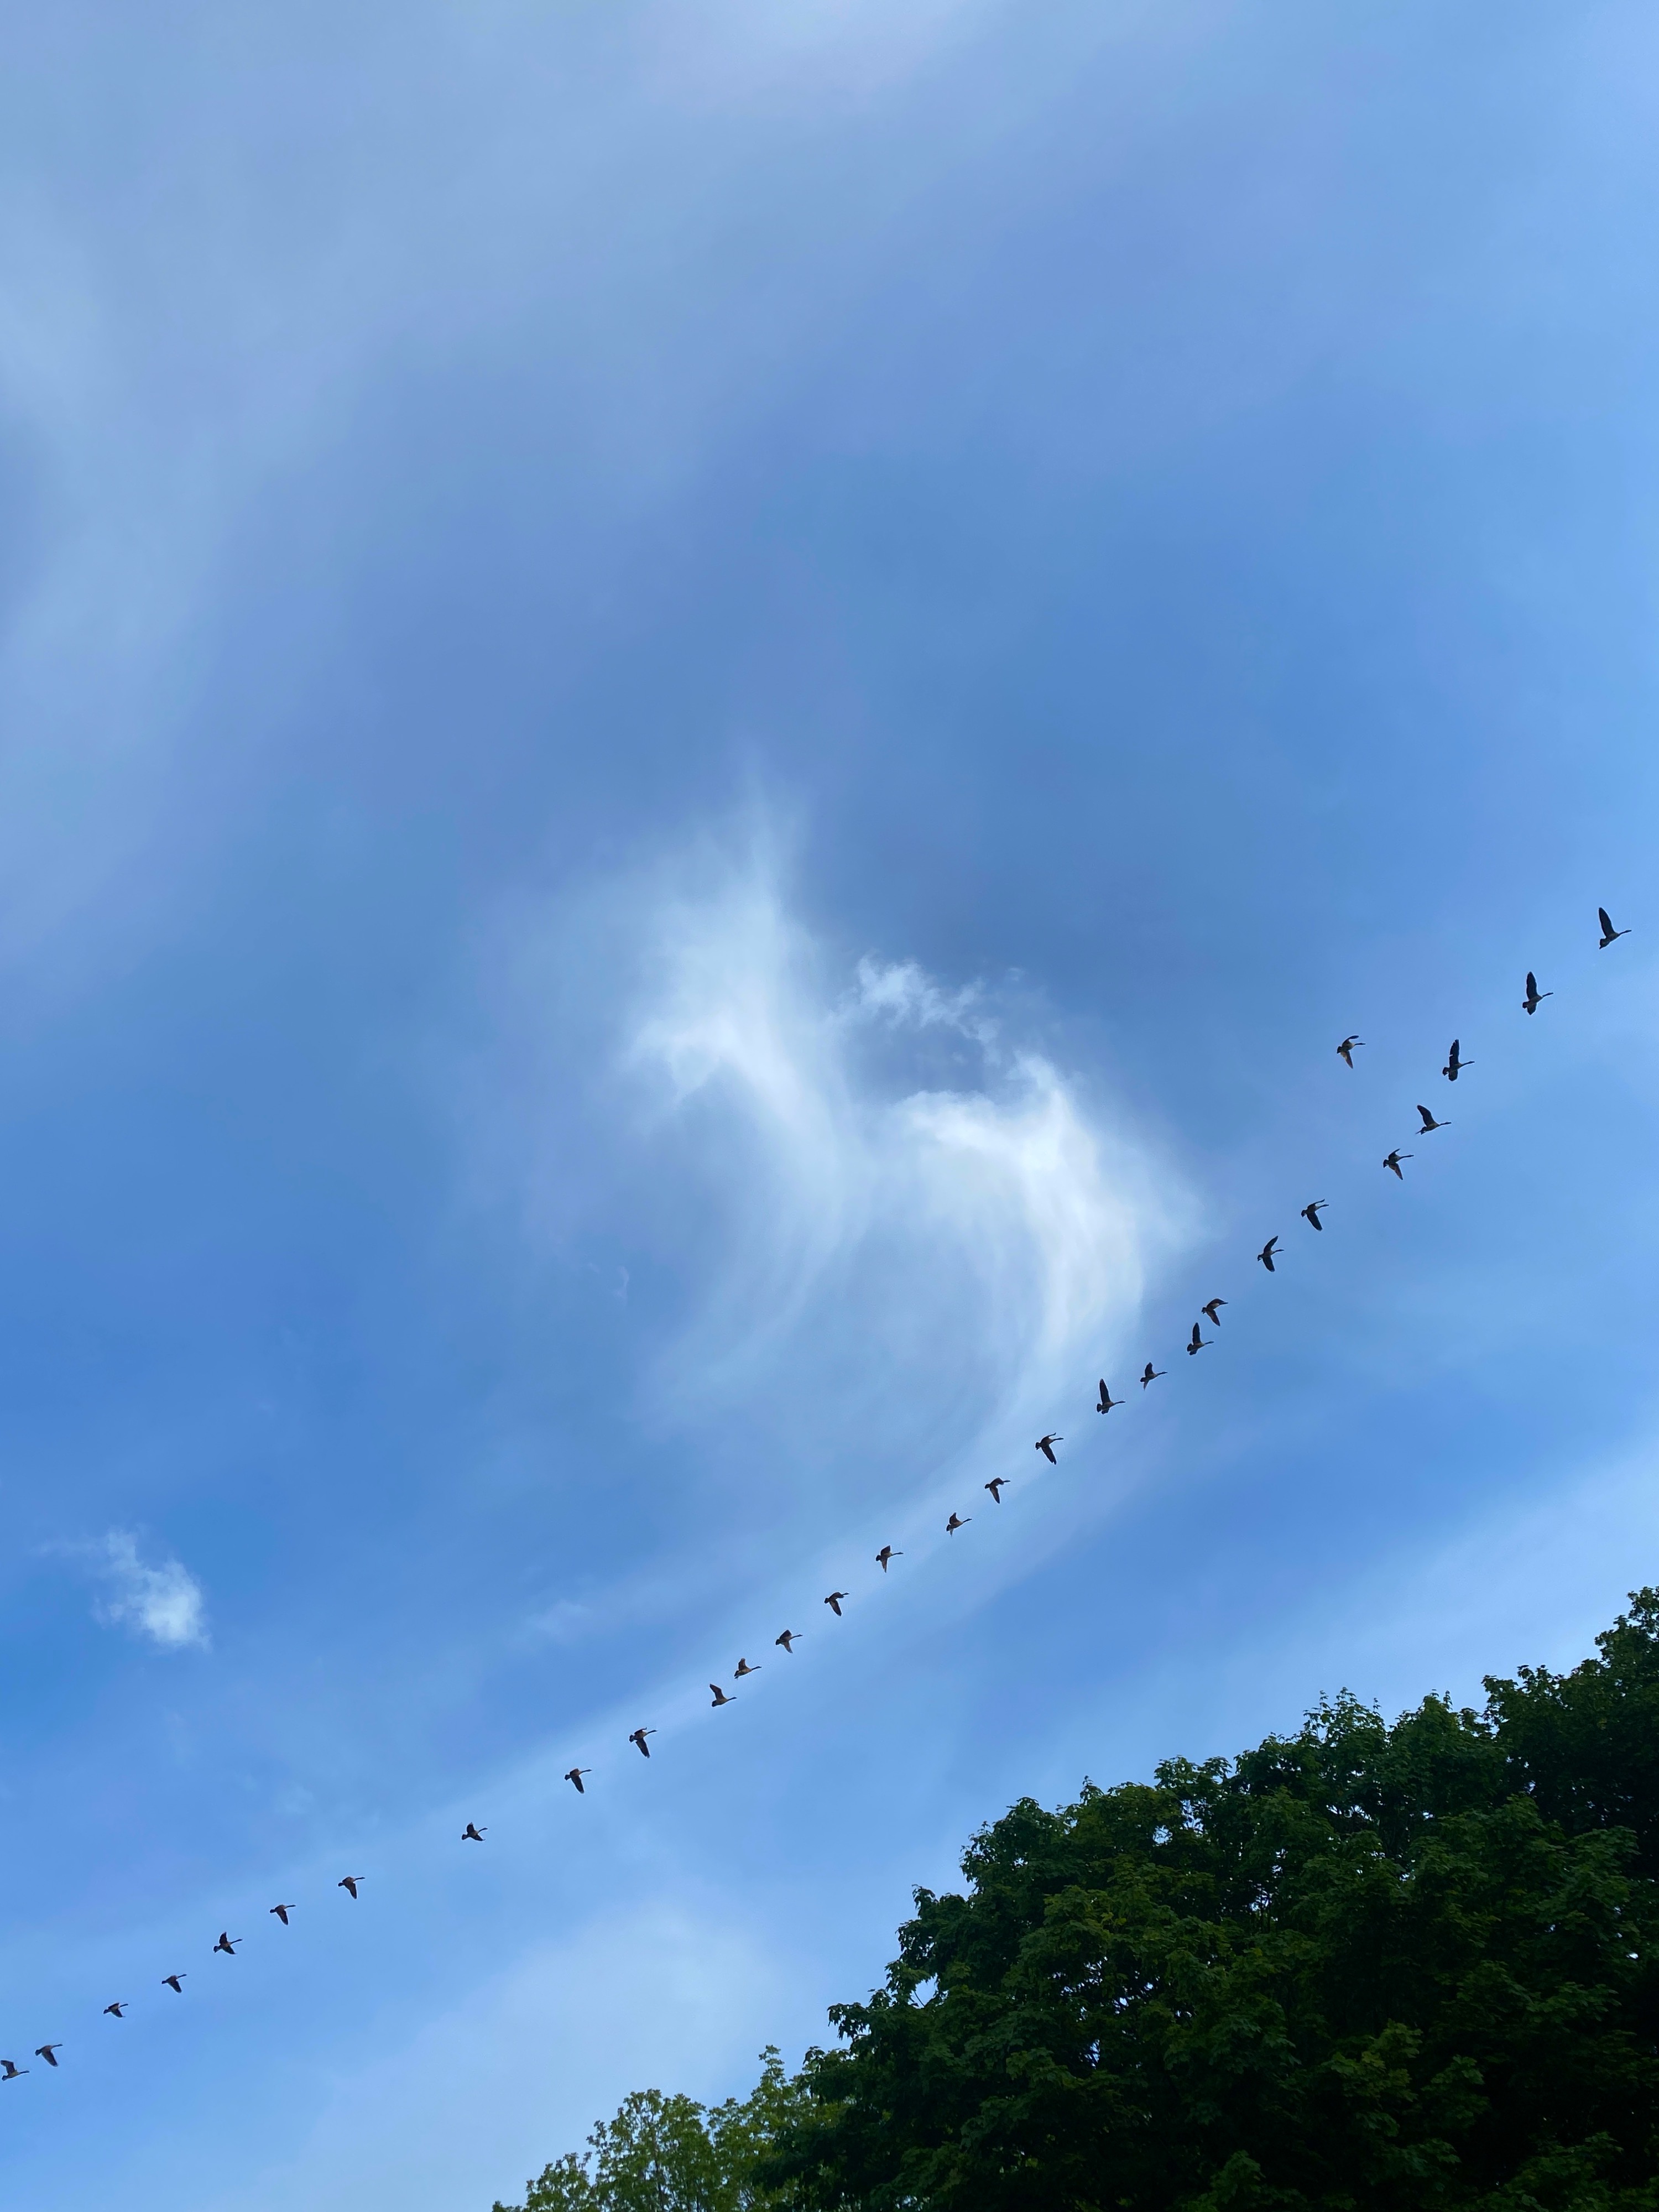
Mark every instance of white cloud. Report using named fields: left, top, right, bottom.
left=92, top=1530, right=209, bottom=1652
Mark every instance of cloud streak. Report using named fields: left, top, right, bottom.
left=91, top=1531, right=208, bottom=1651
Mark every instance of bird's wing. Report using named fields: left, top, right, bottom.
left=1601, top=907, right=1615, bottom=934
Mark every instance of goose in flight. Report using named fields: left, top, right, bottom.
left=1416, top=1103, right=1449, bottom=1133
left=1, top=2060, right=25, bottom=2079
left=1140, top=1361, right=1165, bottom=1388
left=1442, top=1039, right=1470, bottom=1081
left=1097, top=1380, right=1122, bottom=1414
left=775, top=1630, right=800, bottom=1653
left=1035, top=1434, right=1062, bottom=1464
left=709, top=1683, right=735, bottom=1707
left=161, top=1974, right=186, bottom=1995
left=825, top=1590, right=849, bottom=1614
left=1301, top=1202, right=1327, bottom=1232
left=875, top=1545, right=901, bottom=1572
left=270, top=1905, right=295, bottom=1926
left=338, top=1875, right=365, bottom=1898
left=35, top=2046, right=61, bottom=2068
left=1521, top=971, right=1552, bottom=1015
left=213, top=1933, right=241, bottom=1957
left=1201, top=1298, right=1226, bottom=1326
left=564, top=1768, right=591, bottom=1793
left=946, top=1512, right=969, bottom=1533
left=1187, top=1323, right=1209, bottom=1357
left=1383, top=1150, right=1412, bottom=1179
left=103, top=2004, right=126, bottom=2019
left=1257, top=1237, right=1280, bottom=1272
left=734, top=1656, right=761, bottom=1677
left=1337, top=1035, right=1364, bottom=1068
left=984, top=1478, right=1007, bottom=1503
left=462, top=1823, right=486, bottom=1843
left=629, top=1727, right=656, bottom=1756
left=1599, top=906, right=1629, bottom=948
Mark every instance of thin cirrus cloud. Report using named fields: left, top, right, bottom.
left=88, top=1530, right=208, bottom=1652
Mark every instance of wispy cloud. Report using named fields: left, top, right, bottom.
left=90, top=1531, right=209, bottom=1652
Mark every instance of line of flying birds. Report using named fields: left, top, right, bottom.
left=3, top=907, right=1632, bottom=2081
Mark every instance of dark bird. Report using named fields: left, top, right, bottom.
left=213, top=1933, right=241, bottom=1957
left=462, top=1823, right=486, bottom=1843
left=1383, top=1150, right=1412, bottom=1179
left=1258, top=1237, right=1280, bottom=1272
left=1202, top=1298, right=1226, bottom=1325
left=825, top=1590, right=849, bottom=1614
left=338, top=1876, right=365, bottom=1898
left=1416, top=1103, right=1449, bottom=1133
left=876, top=1545, right=901, bottom=1571
left=161, top=1975, right=186, bottom=1995
left=1096, top=1379, right=1122, bottom=1414
left=1522, top=972, right=1552, bottom=1015
left=1599, top=906, right=1629, bottom=948
left=564, top=1768, right=591, bottom=1793
left=709, top=1683, right=734, bottom=1707
left=35, top=2046, right=61, bottom=2068
left=1337, top=1035, right=1364, bottom=1068
left=734, top=1656, right=761, bottom=1677
left=775, top=1630, right=800, bottom=1653
left=1187, top=1323, right=1209, bottom=1357
left=103, top=2004, right=126, bottom=2019
left=946, top=1512, right=969, bottom=1533
left=1301, top=1201, right=1327, bottom=1232
left=270, top=1905, right=295, bottom=1926
left=1035, top=1434, right=1062, bottom=1464
left=1140, top=1361, right=1165, bottom=1387
left=0, top=2060, right=25, bottom=2079
left=629, top=1727, right=656, bottom=1755
left=984, top=1478, right=1006, bottom=1503
left=1442, top=1038, right=1470, bottom=1081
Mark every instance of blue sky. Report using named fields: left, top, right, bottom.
left=2, top=0, right=1659, bottom=2203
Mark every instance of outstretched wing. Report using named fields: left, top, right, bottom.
left=1600, top=907, right=1616, bottom=937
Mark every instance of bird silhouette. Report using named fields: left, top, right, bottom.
left=102, top=2004, right=126, bottom=2019
left=338, top=1876, right=364, bottom=1898
left=564, top=1768, right=591, bottom=1793
left=35, top=2046, right=61, bottom=2067
left=1416, top=1103, right=1449, bottom=1133
left=775, top=1630, right=800, bottom=1652
left=1383, top=1150, right=1412, bottom=1178
left=1599, top=906, right=1629, bottom=948
left=1187, top=1323, right=1209, bottom=1356
left=1301, top=1201, right=1327, bottom=1231
left=1258, top=1237, right=1280, bottom=1272
left=213, top=1933, right=241, bottom=1957
left=629, top=1727, right=656, bottom=1755
left=734, top=1657, right=761, bottom=1677
left=709, top=1683, right=734, bottom=1707
left=462, top=1823, right=486, bottom=1843
left=1202, top=1298, right=1226, bottom=1325
left=1522, top=971, right=1552, bottom=1015
left=1443, top=1039, right=1470, bottom=1081
left=1141, top=1361, right=1165, bottom=1387
left=1097, top=1379, right=1122, bottom=1413
left=1337, top=1035, right=1364, bottom=1068
left=1035, top=1434, right=1061, bottom=1463
left=984, top=1478, right=1006, bottom=1503
left=825, top=1590, right=849, bottom=1614
left=0, top=2060, right=25, bottom=2079
left=876, top=1545, right=901, bottom=1571
left=270, top=1905, right=295, bottom=1926
left=161, top=1974, right=186, bottom=1994
left=946, top=1512, right=970, bottom=1533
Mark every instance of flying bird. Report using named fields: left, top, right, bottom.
left=875, top=1545, right=901, bottom=1572
left=825, top=1590, right=849, bottom=1615
left=1301, top=1202, right=1327, bottom=1232
left=709, top=1683, right=734, bottom=1707
left=102, top=2004, right=126, bottom=2020
left=1442, top=1039, right=1470, bottom=1081
left=1599, top=906, right=1629, bottom=948
left=1522, top=972, right=1552, bottom=1015
left=1187, top=1323, right=1209, bottom=1356
left=946, top=1512, right=969, bottom=1533
left=35, top=2046, right=61, bottom=2068
left=564, top=1768, right=591, bottom=1793
left=1415, top=1103, right=1449, bottom=1133
left=161, top=1975, right=186, bottom=1995
left=984, top=1479, right=1006, bottom=1503
left=1258, top=1237, right=1280, bottom=1272
left=1035, top=1434, right=1061, bottom=1463
left=270, top=1905, right=295, bottom=1926
left=629, top=1727, right=656, bottom=1755
left=1337, top=1035, right=1364, bottom=1068
left=1096, top=1380, right=1122, bottom=1414
left=1201, top=1298, right=1226, bottom=1325
left=338, top=1876, right=364, bottom=1898
left=213, top=1933, right=241, bottom=1957
left=1140, top=1361, right=1165, bottom=1387
left=775, top=1631, right=800, bottom=1653
left=0, top=2060, right=25, bottom=2079
left=734, top=1657, right=761, bottom=1677
left=1383, top=1150, right=1412, bottom=1179
left=462, top=1823, right=486, bottom=1843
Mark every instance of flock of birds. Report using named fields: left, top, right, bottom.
left=2, top=907, right=1635, bottom=2084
